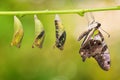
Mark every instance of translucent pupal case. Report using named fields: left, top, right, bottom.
left=11, top=16, right=24, bottom=48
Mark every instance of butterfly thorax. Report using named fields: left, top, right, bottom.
left=88, top=22, right=101, bottom=30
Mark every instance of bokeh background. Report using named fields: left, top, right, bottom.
left=0, top=0, right=120, bottom=80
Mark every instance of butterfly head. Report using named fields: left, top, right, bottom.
left=96, top=22, right=101, bottom=29
left=89, top=22, right=101, bottom=30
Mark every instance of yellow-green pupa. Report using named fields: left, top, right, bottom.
left=11, top=16, right=24, bottom=48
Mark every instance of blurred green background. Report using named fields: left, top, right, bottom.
left=0, top=0, right=120, bottom=80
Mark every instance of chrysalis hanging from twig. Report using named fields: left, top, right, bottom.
left=54, top=14, right=66, bottom=50
left=78, top=13, right=110, bottom=71
left=11, top=16, right=24, bottom=48
left=32, top=15, right=45, bottom=48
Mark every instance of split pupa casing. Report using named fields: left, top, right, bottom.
left=32, top=15, right=45, bottom=48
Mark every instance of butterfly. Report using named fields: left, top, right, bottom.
left=32, top=15, right=45, bottom=48
left=54, top=14, right=66, bottom=50
left=78, top=21, right=110, bottom=71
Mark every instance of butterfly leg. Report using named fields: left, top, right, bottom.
left=78, top=29, right=91, bottom=41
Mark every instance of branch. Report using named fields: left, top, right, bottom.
left=0, top=6, right=120, bottom=16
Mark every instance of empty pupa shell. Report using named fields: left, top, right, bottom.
left=32, top=15, right=45, bottom=48
left=11, top=16, right=24, bottom=48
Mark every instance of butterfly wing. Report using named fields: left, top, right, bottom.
left=92, top=31, right=110, bottom=71
left=80, top=29, right=110, bottom=71
left=79, top=28, right=96, bottom=61
left=78, top=29, right=91, bottom=41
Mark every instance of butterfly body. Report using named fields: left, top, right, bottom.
left=78, top=22, right=110, bottom=71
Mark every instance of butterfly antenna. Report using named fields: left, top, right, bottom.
left=100, top=27, right=110, bottom=38
left=86, top=12, right=95, bottom=25
left=90, top=12, right=95, bottom=24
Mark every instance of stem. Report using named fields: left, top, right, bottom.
left=0, top=6, right=120, bottom=16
